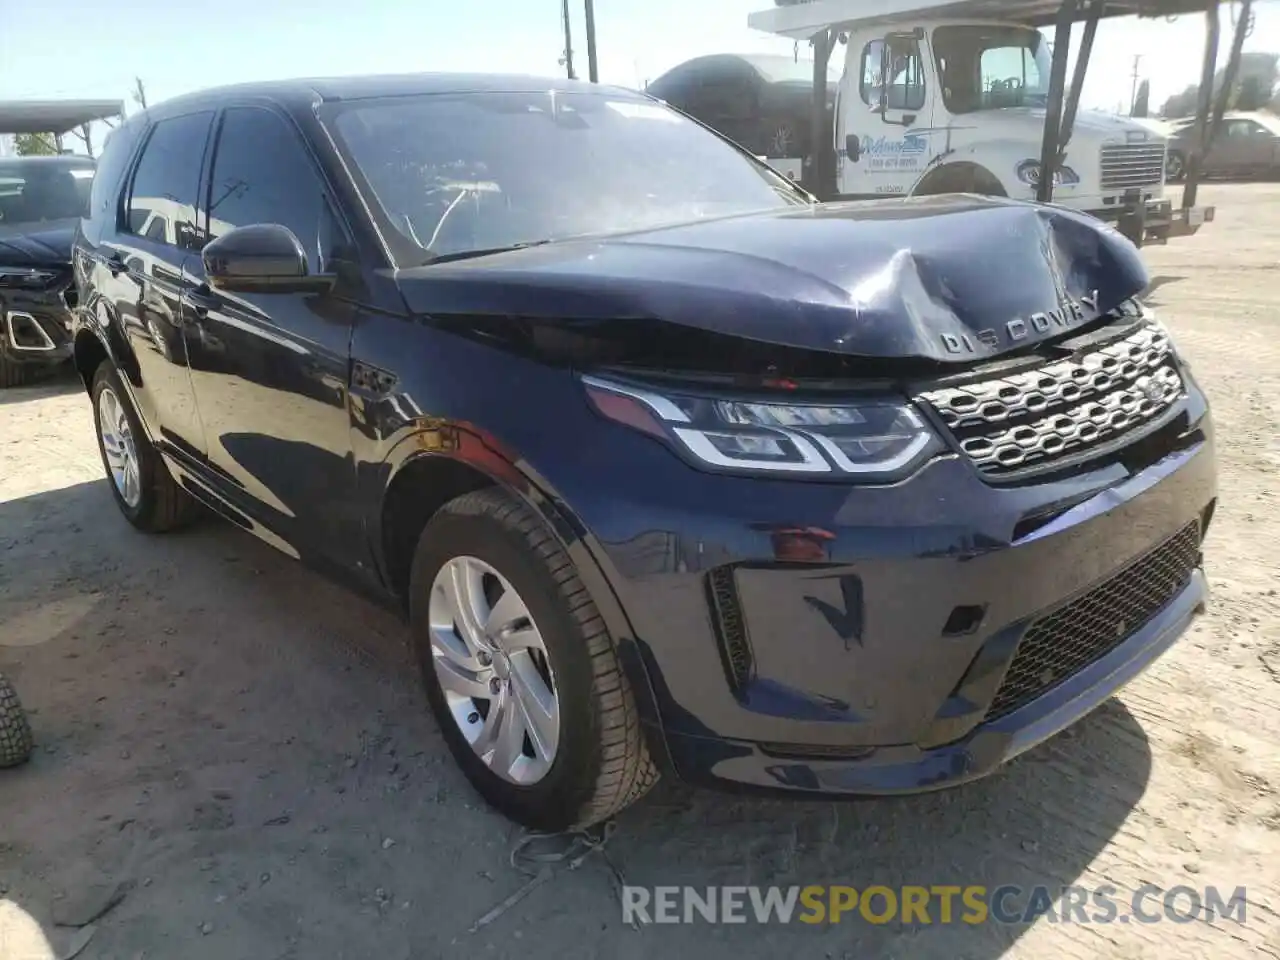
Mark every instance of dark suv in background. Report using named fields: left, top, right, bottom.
left=0, top=154, right=95, bottom=386
left=72, top=74, right=1214, bottom=831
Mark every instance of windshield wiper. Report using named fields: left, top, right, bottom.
left=424, top=240, right=553, bottom=264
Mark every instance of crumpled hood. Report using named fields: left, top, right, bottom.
left=0, top=219, right=76, bottom=267
left=395, top=194, right=1149, bottom=364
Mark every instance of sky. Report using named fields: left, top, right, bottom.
left=2, top=0, right=1278, bottom=146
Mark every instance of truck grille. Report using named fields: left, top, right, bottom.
left=985, top=521, right=1200, bottom=721
left=1100, top=142, right=1166, bottom=190
left=919, top=324, right=1184, bottom=477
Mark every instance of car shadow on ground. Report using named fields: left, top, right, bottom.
left=0, top=480, right=1153, bottom=960
left=0, top=368, right=81, bottom=407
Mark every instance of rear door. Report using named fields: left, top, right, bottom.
left=96, top=111, right=214, bottom=458
left=183, top=103, right=362, bottom=565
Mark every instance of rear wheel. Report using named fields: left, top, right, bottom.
left=409, top=487, right=657, bottom=831
left=0, top=674, right=33, bottom=769
left=90, top=363, right=200, bottom=532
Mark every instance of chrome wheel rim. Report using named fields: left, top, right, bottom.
left=97, top=386, right=141, bottom=508
left=428, top=556, right=561, bottom=785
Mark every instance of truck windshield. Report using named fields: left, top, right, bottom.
left=323, top=90, right=810, bottom=264
left=0, top=159, right=95, bottom=229
left=933, top=25, right=1052, bottom=114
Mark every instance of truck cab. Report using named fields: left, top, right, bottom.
left=749, top=0, right=1216, bottom=244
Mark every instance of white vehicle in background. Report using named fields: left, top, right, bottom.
left=748, top=0, right=1216, bottom=245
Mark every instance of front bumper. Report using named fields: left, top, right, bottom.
left=560, top=380, right=1216, bottom=797
left=1088, top=195, right=1215, bottom=246
left=0, top=286, right=75, bottom=366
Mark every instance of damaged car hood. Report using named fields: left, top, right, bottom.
left=0, top=219, right=76, bottom=268
left=395, top=194, right=1149, bottom=364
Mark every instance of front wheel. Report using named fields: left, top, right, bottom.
left=409, top=488, right=658, bottom=831
left=1166, top=151, right=1186, bottom=182
left=0, top=674, right=33, bottom=768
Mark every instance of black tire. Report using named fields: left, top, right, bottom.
left=0, top=674, right=33, bottom=769
left=1167, top=151, right=1186, bottom=182
left=408, top=487, right=658, bottom=831
left=90, top=362, right=200, bottom=533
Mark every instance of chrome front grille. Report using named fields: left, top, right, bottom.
left=919, top=324, right=1185, bottom=476
left=1100, top=142, right=1166, bottom=190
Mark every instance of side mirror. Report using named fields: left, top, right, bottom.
left=845, top=134, right=862, bottom=162
left=202, top=224, right=335, bottom=295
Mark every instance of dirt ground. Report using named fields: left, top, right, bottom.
left=2, top=184, right=1279, bottom=960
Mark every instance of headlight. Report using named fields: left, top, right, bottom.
left=582, top=375, right=943, bottom=480
left=1016, top=160, right=1080, bottom=187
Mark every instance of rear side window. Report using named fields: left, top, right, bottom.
left=205, top=107, right=333, bottom=271
left=88, top=122, right=144, bottom=226
left=126, top=111, right=214, bottom=251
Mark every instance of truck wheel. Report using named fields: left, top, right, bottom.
left=91, top=363, right=201, bottom=533
left=408, top=487, right=658, bottom=831
left=764, top=118, right=800, bottom=159
left=0, top=674, right=34, bottom=768
left=1166, top=152, right=1186, bottom=182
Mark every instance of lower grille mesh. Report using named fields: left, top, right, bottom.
left=986, top=522, right=1200, bottom=721
left=707, top=566, right=752, bottom=690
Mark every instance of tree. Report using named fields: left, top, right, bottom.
left=1160, top=50, right=1278, bottom=118
left=14, top=133, right=57, bottom=156
left=1132, top=79, right=1151, bottom=118
left=1237, top=73, right=1270, bottom=110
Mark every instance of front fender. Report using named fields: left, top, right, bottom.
left=369, top=425, right=672, bottom=761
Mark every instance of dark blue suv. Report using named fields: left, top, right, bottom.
left=71, top=74, right=1216, bottom=831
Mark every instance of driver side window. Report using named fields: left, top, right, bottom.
left=206, top=107, right=347, bottom=273
left=861, top=37, right=926, bottom=112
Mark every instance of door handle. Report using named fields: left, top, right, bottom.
left=104, top=251, right=128, bottom=277
left=182, top=284, right=219, bottom=319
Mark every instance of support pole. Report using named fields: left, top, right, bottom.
left=1059, top=0, right=1102, bottom=163
left=1182, top=0, right=1221, bottom=211
left=1186, top=0, right=1251, bottom=210
left=584, top=0, right=599, bottom=83
left=561, top=0, right=576, bottom=80
left=1036, top=0, right=1078, bottom=203
left=807, top=29, right=836, bottom=199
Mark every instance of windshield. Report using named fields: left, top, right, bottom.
left=0, top=159, right=95, bottom=228
left=933, top=25, right=1052, bottom=113
left=323, top=90, right=809, bottom=264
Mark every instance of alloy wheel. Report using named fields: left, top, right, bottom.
left=97, top=386, right=141, bottom=508
left=427, top=556, right=561, bottom=785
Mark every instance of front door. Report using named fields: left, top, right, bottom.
left=183, top=104, right=362, bottom=566
left=838, top=32, right=932, bottom=197
left=96, top=110, right=215, bottom=461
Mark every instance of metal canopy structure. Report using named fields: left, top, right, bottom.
left=752, top=0, right=1244, bottom=243
left=751, top=0, right=1223, bottom=37
left=0, top=100, right=125, bottom=136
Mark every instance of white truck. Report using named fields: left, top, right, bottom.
left=748, top=0, right=1216, bottom=245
